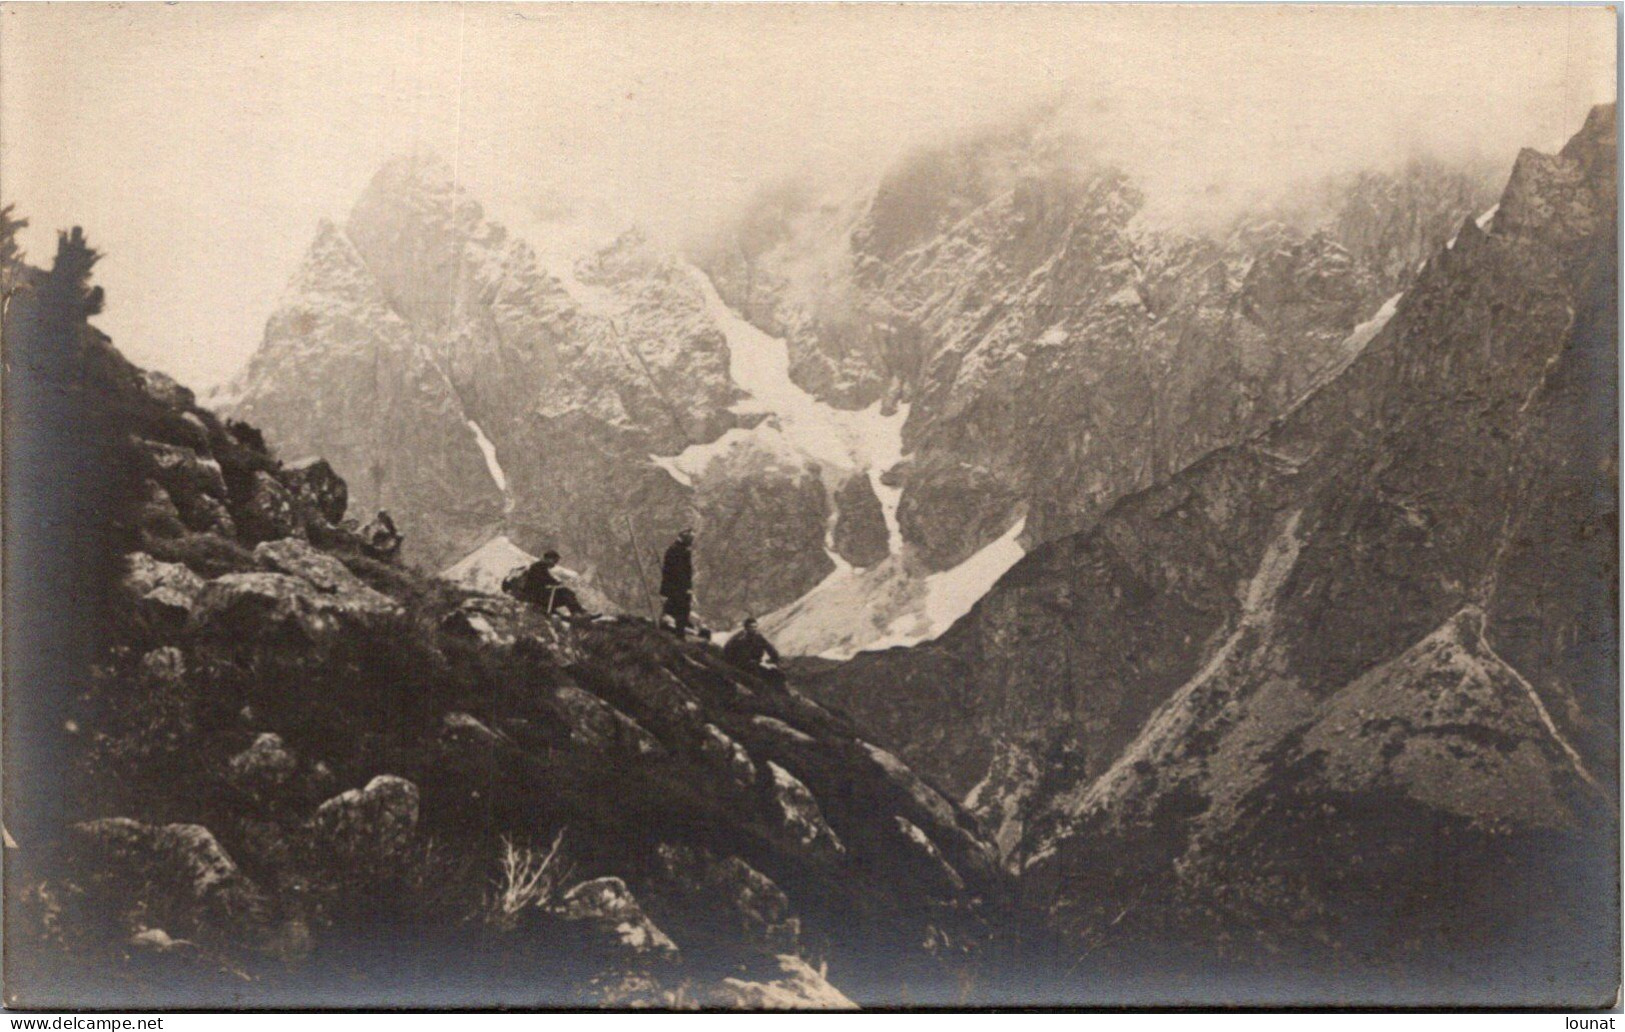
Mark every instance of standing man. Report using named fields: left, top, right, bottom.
left=660, top=528, right=695, bottom=636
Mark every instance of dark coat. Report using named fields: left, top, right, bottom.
left=504, top=560, right=565, bottom=608
left=660, top=539, right=693, bottom=598
left=723, top=629, right=780, bottom=670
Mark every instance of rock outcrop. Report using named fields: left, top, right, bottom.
left=5, top=268, right=1012, bottom=1007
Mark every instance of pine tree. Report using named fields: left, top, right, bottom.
left=46, top=225, right=104, bottom=319
left=0, top=204, right=28, bottom=326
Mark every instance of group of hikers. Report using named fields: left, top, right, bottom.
left=499, top=527, right=782, bottom=681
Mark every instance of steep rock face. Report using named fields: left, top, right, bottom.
left=702, top=114, right=1499, bottom=574
left=806, top=106, right=1616, bottom=987
left=226, top=157, right=848, bottom=625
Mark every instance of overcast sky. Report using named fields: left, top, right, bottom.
left=2, top=3, right=1614, bottom=389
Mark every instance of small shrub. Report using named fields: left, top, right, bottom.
left=487, top=829, right=570, bottom=932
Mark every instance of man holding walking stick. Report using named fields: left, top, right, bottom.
left=660, top=528, right=696, bottom=637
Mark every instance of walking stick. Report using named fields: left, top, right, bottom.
left=623, top=515, right=658, bottom=623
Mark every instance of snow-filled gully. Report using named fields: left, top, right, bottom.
left=651, top=265, right=1026, bottom=657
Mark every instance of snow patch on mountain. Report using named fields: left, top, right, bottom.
left=467, top=420, right=513, bottom=509
left=762, top=514, right=1027, bottom=660
left=686, top=264, right=909, bottom=478
left=644, top=266, right=978, bottom=652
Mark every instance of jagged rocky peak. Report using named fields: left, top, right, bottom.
left=803, top=105, right=1616, bottom=992
left=699, top=99, right=1501, bottom=597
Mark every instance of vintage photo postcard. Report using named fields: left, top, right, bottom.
left=1, top=2, right=1618, bottom=1010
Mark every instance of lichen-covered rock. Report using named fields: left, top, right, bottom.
left=237, top=471, right=303, bottom=544
left=190, top=570, right=400, bottom=644
left=138, top=369, right=196, bottom=411
left=133, top=437, right=233, bottom=535
left=549, top=684, right=661, bottom=756
left=139, top=645, right=187, bottom=686
left=227, top=733, right=298, bottom=799
left=66, top=819, right=264, bottom=942
left=71, top=818, right=244, bottom=898
left=122, top=552, right=205, bottom=627
left=714, top=955, right=856, bottom=1010
left=556, top=877, right=677, bottom=956
left=700, top=723, right=757, bottom=788
left=134, top=437, right=228, bottom=502
left=279, top=457, right=348, bottom=527
left=311, top=775, right=419, bottom=859
left=765, top=762, right=843, bottom=855
left=647, top=843, right=800, bottom=952
left=253, top=537, right=368, bottom=596
left=135, top=479, right=186, bottom=539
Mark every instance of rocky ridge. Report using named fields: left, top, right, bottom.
left=3, top=257, right=1016, bottom=1007
left=804, top=105, right=1618, bottom=1002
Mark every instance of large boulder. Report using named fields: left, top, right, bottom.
left=311, top=775, right=419, bottom=860
left=253, top=537, right=367, bottom=595
left=548, top=684, right=662, bottom=757
left=236, top=471, right=303, bottom=544
left=190, top=571, right=399, bottom=643
left=66, top=819, right=264, bottom=940
left=122, top=552, right=206, bottom=628
left=645, top=843, right=800, bottom=953
left=279, top=457, right=348, bottom=527
left=71, top=818, right=242, bottom=897
left=556, top=877, right=677, bottom=956
left=765, top=761, right=844, bottom=856
left=713, top=955, right=857, bottom=1010
left=227, top=733, right=299, bottom=801
left=190, top=539, right=401, bottom=643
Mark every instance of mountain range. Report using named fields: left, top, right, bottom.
left=221, top=105, right=1499, bottom=657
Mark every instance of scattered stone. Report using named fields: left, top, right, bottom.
left=129, top=927, right=193, bottom=952
left=441, top=712, right=509, bottom=750
left=557, top=877, right=677, bottom=956
left=228, top=733, right=298, bottom=798
left=715, top=955, right=857, bottom=1010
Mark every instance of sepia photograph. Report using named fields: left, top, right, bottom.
left=0, top=1, right=1618, bottom=1011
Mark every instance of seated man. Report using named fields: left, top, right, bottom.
left=722, top=618, right=781, bottom=681
left=503, top=549, right=593, bottom=618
